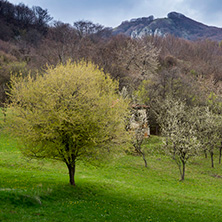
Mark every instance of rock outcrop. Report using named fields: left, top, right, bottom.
left=113, top=12, right=222, bottom=41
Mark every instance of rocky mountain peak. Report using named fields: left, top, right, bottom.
left=129, top=15, right=154, bottom=23
left=113, top=12, right=222, bottom=41
left=167, top=12, right=186, bottom=19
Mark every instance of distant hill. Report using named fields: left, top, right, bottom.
left=0, top=0, right=52, bottom=42
left=112, top=12, right=222, bottom=41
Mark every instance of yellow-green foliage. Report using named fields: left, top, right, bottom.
left=6, top=61, right=130, bottom=164
left=0, top=50, right=28, bottom=77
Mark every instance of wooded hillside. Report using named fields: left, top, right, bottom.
left=1, top=0, right=222, bottom=127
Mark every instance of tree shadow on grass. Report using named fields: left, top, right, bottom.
left=1, top=180, right=221, bottom=222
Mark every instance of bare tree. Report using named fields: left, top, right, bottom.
left=116, top=37, right=159, bottom=88
left=73, top=20, right=103, bottom=38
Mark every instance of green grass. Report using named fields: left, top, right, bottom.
left=1, top=131, right=222, bottom=222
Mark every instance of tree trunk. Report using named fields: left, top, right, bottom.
left=135, top=146, right=148, bottom=168
left=204, top=150, right=207, bottom=158
left=210, top=151, right=214, bottom=168
left=66, top=163, right=76, bottom=186
left=172, top=142, right=176, bottom=160
left=219, top=147, right=222, bottom=164
left=142, top=151, right=148, bottom=168
left=180, top=161, right=185, bottom=181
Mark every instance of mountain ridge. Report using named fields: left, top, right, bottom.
left=113, top=12, right=222, bottom=41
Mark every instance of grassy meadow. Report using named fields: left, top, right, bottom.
left=1, top=115, right=222, bottom=221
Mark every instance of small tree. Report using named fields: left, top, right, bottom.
left=120, top=87, right=148, bottom=167
left=206, top=93, right=222, bottom=164
left=6, top=61, right=130, bottom=186
left=196, top=107, right=220, bottom=168
left=156, top=97, right=200, bottom=181
left=130, top=105, right=149, bottom=168
left=132, top=127, right=148, bottom=168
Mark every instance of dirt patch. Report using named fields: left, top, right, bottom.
left=211, top=174, right=222, bottom=179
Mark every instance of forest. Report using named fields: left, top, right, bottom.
left=1, top=1, right=222, bottom=221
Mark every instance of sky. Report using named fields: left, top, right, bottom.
left=8, top=0, right=222, bottom=28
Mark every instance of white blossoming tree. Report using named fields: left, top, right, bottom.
left=156, top=97, right=200, bottom=181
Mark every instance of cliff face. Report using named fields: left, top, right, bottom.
left=113, top=12, right=222, bottom=41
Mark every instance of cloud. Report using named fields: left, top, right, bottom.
left=184, top=0, right=222, bottom=27
left=7, top=0, right=222, bottom=27
left=130, top=0, right=222, bottom=28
